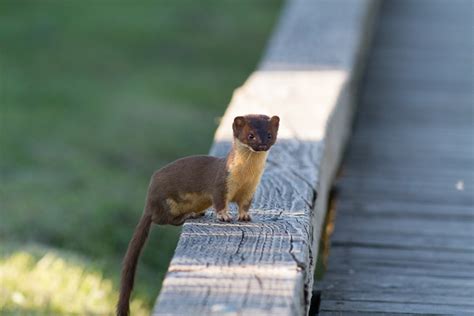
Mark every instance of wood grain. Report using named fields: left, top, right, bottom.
left=153, top=0, right=379, bottom=315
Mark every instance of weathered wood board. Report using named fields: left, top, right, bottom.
left=153, top=0, right=379, bottom=315
left=319, top=0, right=474, bottom=314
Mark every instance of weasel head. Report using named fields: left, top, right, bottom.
left=232, top=114, right=280, bottom=152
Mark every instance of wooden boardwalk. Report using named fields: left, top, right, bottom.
left=319, top=0, right=474, bottom=315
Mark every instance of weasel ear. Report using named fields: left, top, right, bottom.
left=233, top=116, right=246, bottom=129
left=270, top=115, right=280, bottom=129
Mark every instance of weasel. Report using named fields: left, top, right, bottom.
left=117, top=114, right=279, bottom=316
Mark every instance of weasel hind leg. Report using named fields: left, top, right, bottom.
left=189, top=210, right=207, bottom=219
left=152, top=206, right=189, bottom=226
left=149, top=199, right=176, bottom=225
left=152, top=199, right=210, bottom=226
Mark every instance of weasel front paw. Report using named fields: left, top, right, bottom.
left=238, top=213, right=251, bottom=222
left=217, top=212, right=232, bottom=222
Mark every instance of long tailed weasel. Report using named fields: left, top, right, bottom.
left=117, top=114, right=279, bottom=316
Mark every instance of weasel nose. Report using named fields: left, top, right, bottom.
left=257, top=144, right=268, bottom=151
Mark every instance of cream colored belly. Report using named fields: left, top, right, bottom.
left=166, top=193, right=213, bottom=216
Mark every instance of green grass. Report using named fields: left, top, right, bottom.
left=0, top=1, right=282, bottom=314
left=1, top=243, right=148, bottom=315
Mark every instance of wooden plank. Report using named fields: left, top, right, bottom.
left=361, top=89, right=474, bottom=107
left=153, top=1, right=380, bottom=315
left=354, top=109, right=474, bottom=129
left=338, top=189, right=474, bottom=207
left=353, top=126, right=474, bottom=138
left=320, top=312, right=419, bottom=316
left=346, top=142, right=474, bottom=162
left=331, top=232, right=474, bottom=252
left=340, top=162, right=474, bottom=179
left=367, top=56, right=471, bottom=76
left=376, top=25, right=470, bottom=40
left=321, top=291, right=474, bottom=311
left=334, top=200, right=474, bottom=218
left=338, top=174, right=474, bottom=193
left=329, top=243, right=474, bottom=266
left=363, top=78, right=473, bottom=93
left=322, top=273, right=474, bottom=297
left=336, top=185, right=474, bottom=203
left=381, top=0, right=473, bottom=23
left=347, top=142, right=474, bottom=158
left=326, top=258, right=474, bottom=278
left=345, top=152, right=474, bottom=172
left=371, top=47, right=473, bottom=63
left=320, top=300, right=474, bottom=315
left=338, top=214, right=474, bottom=236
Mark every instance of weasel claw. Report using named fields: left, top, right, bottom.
left=217, top=213, right=232, bottom=222
left=238, top=213, right=251, bottom=222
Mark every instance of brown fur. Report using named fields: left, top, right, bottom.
left=117, top=114, right=279, bottom=316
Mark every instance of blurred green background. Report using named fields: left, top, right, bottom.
left=0, top=1, right=281, bottom=314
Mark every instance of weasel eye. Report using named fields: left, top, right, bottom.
left=248, top=133, right=255, bottom=140
left=267, top=133, right=272, bottom=139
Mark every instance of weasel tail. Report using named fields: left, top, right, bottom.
left=117, top=212, right=152, bottom=316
